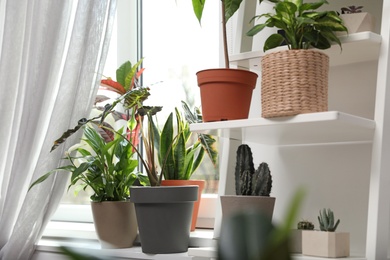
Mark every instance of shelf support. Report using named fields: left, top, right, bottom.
left=366, top=1, right=390, bottom=259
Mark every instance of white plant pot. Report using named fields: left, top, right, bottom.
left=302, top=230, right=350, bottom=258
left=339, top=13, right=375, bottom=35
left=290, top=229, right=303, bottom=253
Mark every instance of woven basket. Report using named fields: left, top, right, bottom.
left=261, top=49, right=329, bottom=118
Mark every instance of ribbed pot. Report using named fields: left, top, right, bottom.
left=197, top=68, right=258, bottom=122
left=161, top=179, right=205, bottom=231
left=91, top=201, right=138, bottom=249
left=261, top=49, right=329, bottom=118
left=130, top=186, right=198, bottom=253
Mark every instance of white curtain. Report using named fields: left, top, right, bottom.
left=0, top=0, right=117, bottom=259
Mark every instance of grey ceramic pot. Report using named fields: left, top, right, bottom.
left=130, top=185, right=198, bottom=253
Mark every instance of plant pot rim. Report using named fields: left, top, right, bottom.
left=264, top=48, right=329, bottom=57
left=130, top=185, right=198, bottom=203
left=196, top=67, right=257, bottom=75
left=90, top=200, right=131, bottom=204
left=221, top=195, right=276, bottom=199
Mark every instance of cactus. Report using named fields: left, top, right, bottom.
left=234, top=144, right=272, bottom=196
left=318, top=208, right=340, bottom=232
left=297, top=220, right=314, bottom=230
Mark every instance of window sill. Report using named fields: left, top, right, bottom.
left=36, top=222, right=217, bottom=260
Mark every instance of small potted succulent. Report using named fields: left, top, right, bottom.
left=192, top=0, right=258, bottom=122
left=290, top=220, right=315, bottom=253
left=246, top=0, right=348, bottom=118
left=220, top=144, right=275, bottom=221
left=302, top=208, right=350, bottom=257
left=339, top=5, right=375, bottom=34
left=156, top=102, right=218, bottom=231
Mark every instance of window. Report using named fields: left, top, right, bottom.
left=52, top=0, right=220, bottom=226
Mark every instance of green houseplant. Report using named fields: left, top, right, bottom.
left=192, top=0, right=258, bottom=122
left=156, top=102, right=218, bottom=230
left=220, top=144, right=276, bottom=223
left=128, top=105, right=199, bottom=254
left=246, top=0, right=348, bottom=118
left=302, top=208, right=350, bottom=257
left=29, top=60, right=150, bottom=249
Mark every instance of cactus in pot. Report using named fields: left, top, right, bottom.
left=297, top=220, right=315, bottom=230
left=318, top=208, right=340, bottom=232
left=235, top=144, right=272, bottom=196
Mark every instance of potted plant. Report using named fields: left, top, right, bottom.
left=156, top=102, right=218, bottom=231
left=29, top=60, right=150, bottom=249
left=220, top=144, right=275, bottom=221
left=290, top=220, right=315, bottom=253
left=302, top=208, right=350, bottom=257
left=339, top=6, right=375, bottom=34
left=128, top=105, right=199, bottom=254
left=246, top=0, right=348, bottom=118
left=192, top=0, right=258, bottom=122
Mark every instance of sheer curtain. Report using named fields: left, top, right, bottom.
left=0, top=0, right=117, bottom=259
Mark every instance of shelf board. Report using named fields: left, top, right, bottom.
left=190, top=111, right=375, bottom=146
left=230, top=31, right=381, bottom=69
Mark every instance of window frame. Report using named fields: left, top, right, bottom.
left=48, top=0, right=220, bottom=230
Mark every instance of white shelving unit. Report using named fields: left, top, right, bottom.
left=189, top=2, right=390, bottom=257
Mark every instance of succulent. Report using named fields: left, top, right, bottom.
left=297, top=220, right=314, bottom=230
left=341, top=5, right=363, bottom=14
left=235, top=144, right=272, bottom=196
left=318, top=208, right=340, bottom=232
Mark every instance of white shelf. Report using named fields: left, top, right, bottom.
left=230, top=32, right=381, bottom=70
left=190, top=111, right=375, bottom=145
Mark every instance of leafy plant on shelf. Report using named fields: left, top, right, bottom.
left=234, top=144, right=272, bottom=196
left=318, top=208, right=340, bottom=232
left=29, top=60, right=152, bottom=200
left=154, top=101, right=218, bottom=180
left=246, top=0, right=348, bottom=51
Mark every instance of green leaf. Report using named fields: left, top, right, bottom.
left=264, top=33, right=285, bottom=51
left=174, top=133, right=186, bottom=179
left=124, top=58, right=144, bottom=91
left=116, top=61, right=132, bottom=88
left=246, top=23, right=267, bottom=37
left=225, top=0, right=243, bottom=22
left=160, top=113, right=175, bottom=179
left=192, top=0, right=205, bottom=24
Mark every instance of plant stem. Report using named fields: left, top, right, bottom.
left=221, top=0, right=230, bottom=69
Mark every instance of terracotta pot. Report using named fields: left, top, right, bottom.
left=130, top=186, right=198, bottom=253
left=91, top=201, right=138, bottom=248
left=161, top=179, right=205, bottom=231
left=196, top=68, right=258, bottom=122
left=220, top=195, right=276, bottom=221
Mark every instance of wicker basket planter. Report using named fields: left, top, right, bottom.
left=261, top=49, right=329, bottom=118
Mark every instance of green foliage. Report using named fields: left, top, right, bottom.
left=235, top=144, right=272, bottom=196
left=116, top=59, right=144, bottom=91
left=154, top=106, right=217, bottom=180
left=318, top=208, right=340, bottom=232
left=29, top=127, right=142, bottom=202
left=192, top=0, right=243, bottom=24
left=247, top=0, right=348, bottom=51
